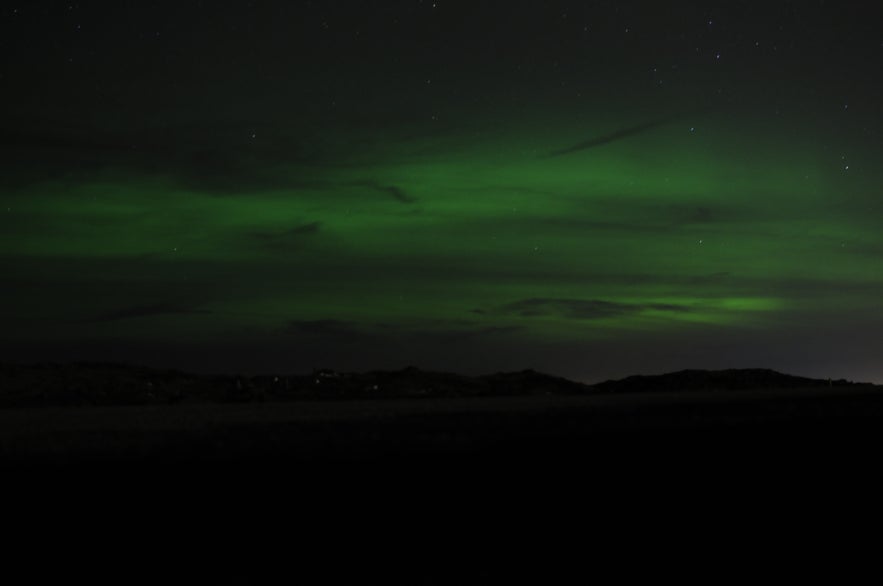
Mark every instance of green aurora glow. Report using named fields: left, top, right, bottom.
left=2, top=2, right=881, bottom=382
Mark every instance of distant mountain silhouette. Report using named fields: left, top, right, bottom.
left=482, top=369, right=590, bottom=396
left=592, top=368, right=869, bottom=393
left=0, top=362, right=874, bottom=408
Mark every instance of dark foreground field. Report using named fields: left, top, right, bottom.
left=2, top=385, right=882, bottom=467
left=4, top=377, right=882, bottom=581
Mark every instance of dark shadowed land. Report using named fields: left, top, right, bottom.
left=1, top=363, right=877, bottom=455
left=3, top=362, right=881, bottom=582
left=0, top=362, right=879, bottom=466
left=0, top=362, right=871, bottom=408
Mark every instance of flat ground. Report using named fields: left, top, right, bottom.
left=1, top=385, right=880, bottom=464
left=3, top=386, right=880, bottom=582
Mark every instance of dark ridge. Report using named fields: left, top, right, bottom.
left=591, top=368, right=870, bottom=393
left=0, top=362, right=874, bottom=409
left=481, top=368, right=590, bottom=396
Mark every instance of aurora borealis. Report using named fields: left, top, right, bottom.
left=2, top=1, right=881, bottom=382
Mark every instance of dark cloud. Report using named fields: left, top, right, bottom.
left=498, top=298, right=691, bottom=320
left=418, top=325, right=524, bottom=342
left=89, top=302, right=212, bottom=323
left=281, top=318, right=522, bottom=343
left=686, top=206, right=715, bottom=223
left=250, top=221, right=322, bottom=250
left=466, top=196, right=754, bottom=235
left=348, top=181, right=418, bottom=204
left=0, top=122, right=418, bottom=204
left=0, top=118, right=448, bottom=195
left=686, top=272, right=732, bottom=285
left=0, top=129, right=133, bottom=153
left=661, top=204, right=759, bottom=226
left=289, top=222, right=323, bottom=235
left=282, top=319, right=363, bottom=337
left=383, top=185, right=418, bottom=204
left=0, top=123, right=334, bottom=192
left=545, top=117, right=679, bottom=158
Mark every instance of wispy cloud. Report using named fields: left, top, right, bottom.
left=348, top=181, right=418, bottom=204
left=250, top=221, right=323, bottom=249
left=544, top=118, right=678, bottom=158
left=497, top=298, right=692, bottom=320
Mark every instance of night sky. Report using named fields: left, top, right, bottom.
left=2, top=1, right=881, bottom=383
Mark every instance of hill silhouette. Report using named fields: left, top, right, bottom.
left=592, top=368, right=870, bottom=393
left=0, top=362, right=873, bottom=408
left=2, top=361, right=883, bottom=517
